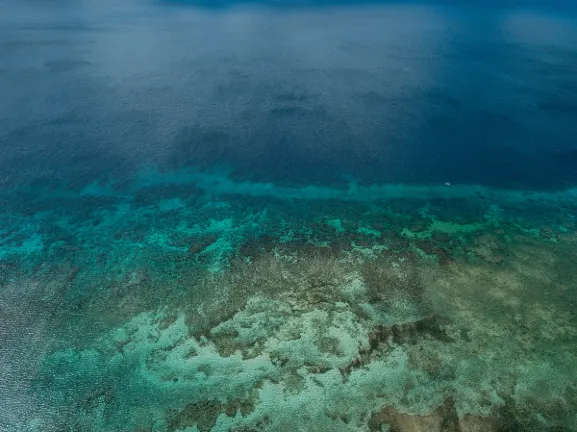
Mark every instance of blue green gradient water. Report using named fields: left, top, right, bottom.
left=1, top=1, right=577, bottom=431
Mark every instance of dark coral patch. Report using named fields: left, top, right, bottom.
left=189, top=235, right=218, bottom=255
left=415, top=240, right=437, bottom=254
left=407, top=218, right=432, bottom=233
left=167, top=400, right=222, bottom=432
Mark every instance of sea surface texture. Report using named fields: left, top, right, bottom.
left=1, top=0, right=577, bottom=431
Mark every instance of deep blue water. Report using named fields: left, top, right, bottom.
left=1, top=0, right=577, bottom=192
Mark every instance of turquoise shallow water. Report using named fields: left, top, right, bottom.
left=2, top=168, right=577, bottom=431
left=1, top=1, right=577, bottom=431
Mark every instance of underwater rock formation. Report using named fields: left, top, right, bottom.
left=368, top=398, right=496, bottom=432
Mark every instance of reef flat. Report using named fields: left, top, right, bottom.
left=1, top=173, right=576, bottom=432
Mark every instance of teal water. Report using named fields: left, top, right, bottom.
left=2, top=168, right=577, bottom=431
left=1, top=1, right=577, bottom=431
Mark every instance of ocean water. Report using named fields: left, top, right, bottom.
left=1, top=0, right=577, bottom=431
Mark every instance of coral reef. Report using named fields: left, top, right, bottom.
left=472, top=233, right=507, bottom=264
left=368, top=398, right=497, bottom=432
left=1, top=180, right=576, bottom=431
